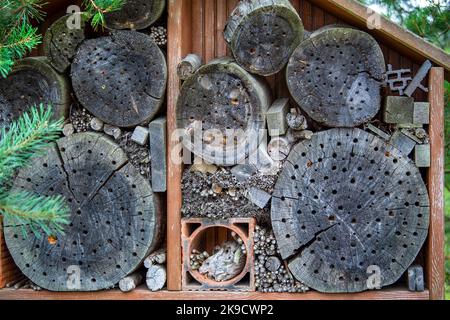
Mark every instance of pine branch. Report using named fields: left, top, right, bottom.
left=0, top=104, right=64, bottom=186
left=0, top=190, right=69, bottom=237
left=82, top=0, right=125, bottom=30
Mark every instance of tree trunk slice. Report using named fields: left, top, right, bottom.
left=271, top=128, right=429, bottom=293
left=44, top=13, right=87, bottom=73
left=0, top=57, right=70, bottom=128
left=286, top=27, right=386, bottom=128
left=3, top=132, right=163, bottom=292
left=224, top=0, right=303, bottom=76
left=71, top=31, right=167, bottom=128
left=105, top=0, right=166, bottom=30
left=176, top=57, right=272, bottom=166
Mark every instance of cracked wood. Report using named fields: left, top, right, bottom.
left=3, top=132, right=163, bottom=291
left=271, top=128, right=429, bottom=293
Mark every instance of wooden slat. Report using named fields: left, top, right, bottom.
left=166, top=0, right=193, bottom=291
left=0, top=287, right=429, bottom=300
left=313, top=0, right=450, bottom=79
left=426, top=67, right=445, bottom=301
left=191, top=0, right=204, bottom=57
left=204, top=0, right=216, bottom=63
left=216, top=0, right=228, bottom=57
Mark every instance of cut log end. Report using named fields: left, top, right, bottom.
left=4, top=132, right=162, bottom=291
left=105, top=0, right=166, bottom=30
left=71, top=31, right=167, bottom=128
left=146, top=265, right=166, bottom=291
left=272, top=128, right=429, bottom=293
left=287, top=27, right=385, bottom=128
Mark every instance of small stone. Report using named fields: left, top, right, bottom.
left=131, top=126, right=150, bottom=146
left=63, top=123, right=75, bottom=137
left=104, top=124, right=122, bottom=140
left=90, top=117, right=104, bottom=131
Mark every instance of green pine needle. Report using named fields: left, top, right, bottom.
left=0, top=190, right=69, bottom=238
left=82, top=0, right=125, bottom=30
left=0, top=104, right=64, bottom=186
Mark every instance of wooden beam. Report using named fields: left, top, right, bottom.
left=167, top=0, right=192, bottom=291
left=313, top=0, right=450, bottom=80
left=426, top=67, right=445, bottom=300
left=0, top=287, right=430, bottom=300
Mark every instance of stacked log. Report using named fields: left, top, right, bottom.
left=271, top=128, right=429, bottom=293
left=224, top=0, right=304, bottom=76
left=71, top=31, right=167, bottom=128
left=176, top=57, right=272, bottom=166
left=286, top=27, right=386, bottom=127
left=0, top=57, right=70, bottom=128
left=3, top=132, right=163, bottom=291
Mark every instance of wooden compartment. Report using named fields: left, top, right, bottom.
left=0, top=0, right=447, bottom=300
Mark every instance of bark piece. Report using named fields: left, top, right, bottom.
left=177, top=54, right=202, bottom=80
left=105, top=0, right=166, bottom=30
left=71, top=31, right=167, bottom=128
left=224, top=0, right=304, bottom=76
left=0, top=57, right=70, bottom=128
left=4, top=132, right=163, bottom=291
left=176, top=57, right=272, bottom=166
left=271, top=128, right=429, bottom=293
left=287, top=27, right=385, bottom=127
left=44, top=13, right=87, bottom=73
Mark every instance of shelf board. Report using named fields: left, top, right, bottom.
left=0, top=286, right=429, bottom=300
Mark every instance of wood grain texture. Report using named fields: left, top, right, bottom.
left=167, top=0, right=192, bottom=291
left=104, top=0, right=166, bottom=30
left=426, top=67, right=445, bottom=300
left=0, top=287, right=429, bottom=300
left=4, top=133, right=163, bottom=291
left=0, top=218, right=22, bottom=288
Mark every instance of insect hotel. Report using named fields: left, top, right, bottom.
left=0, top=0, right=448, bottom=300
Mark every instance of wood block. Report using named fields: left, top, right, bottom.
left=415, top=144, right=431, bottom=168
left=383, top=96, right=414, bottom=124
left=389, top=131, right=417, bottom=156
left=247, top=187, right=272, bottom=209
left=404, top=60, right=432, bottom=97
left=231, top=164, right=258, bottom=183
left=408, top=265, right=425, bottom=292
left=365, top=124, right=391, bottom=141
left=131, top=126, right=150, bottom=146
left=149, top=117, right=167, bottom=192
left=266, top=98, right=289, bottom=136
left=413, top=102, right=430, bottom=125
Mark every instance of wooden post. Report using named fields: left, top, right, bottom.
left=167, top=0, right=192, bottom=291
left=426, top=67, right=445, bottom=300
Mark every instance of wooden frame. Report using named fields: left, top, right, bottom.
left=0, top=0, right=446, bottom=300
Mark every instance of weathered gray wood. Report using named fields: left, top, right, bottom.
left=90, top=117, right=104, bottom=131
left=105, top=0, right=166, bottom=30
left=286, top=109, right=308, bottom=131
left=131, top=126, right=149, bottom=146
left=0, top=57, right=70, bottom=128
left=149, top=117, right=167, bottom=192
left=407, top=265, right=425, bottom=292
left=4, top=132, right=163, bottom=291
left=144, top=248, right=167, bottom=268
left=266, top=98, right=289, bottom=137
left=389, top=130, right=417, bottom=155
left=177, top=54, right=202, bottom=80
left=365, top=123, right=391, bottom=141
left=415, top=144, right=431, bottom=168
left=271, top=128, right=429, bottom=293
left=383, top=96, right=415, bottom=124
left=224, top=0, right=304, bottom=76
left=146, top=264, right=166, bottom=291
left=413, top=102, right=430, bottom=125
left=104, top=124, right=122, bottom=140
left=265, top=256, right=282, bottom=272
left=404, top=60, right=432, bottom=97
left=176, top=57, right=272, bottom=166
left=267, top=136, right=292, bottom=161
left=63, top=123, right=75, bottom=137
left=287, top=27, right=385, bottom=128
left=71, top=31, right=167, bottom=128
left=287, top=129, right=314, bottom=143
left=385, top=64, right=412, bottom=96
left=247, top=187, right=272, bottom=209
left=43, top=13, right=87, bottom=73
left=119, top=271, right=144, bottom=292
